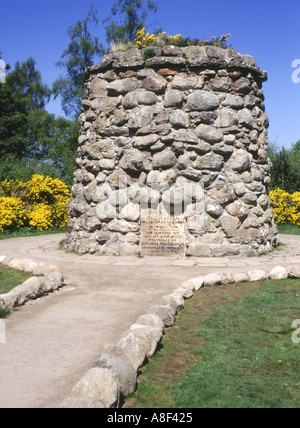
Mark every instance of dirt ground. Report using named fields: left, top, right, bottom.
left=0, top=233, right=299, bottom=408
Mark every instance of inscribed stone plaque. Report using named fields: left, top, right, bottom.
left=140, top=205, right=186, bottom=256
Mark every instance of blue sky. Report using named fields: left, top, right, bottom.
left=1, top=0, right=300, bottom=149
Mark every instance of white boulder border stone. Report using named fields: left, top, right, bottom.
left=0, top=255, right=65, bottom=310
left=55, top=263, right=300, bottom=409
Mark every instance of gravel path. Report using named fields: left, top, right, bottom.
left=0, top=233, right=299, bottom=408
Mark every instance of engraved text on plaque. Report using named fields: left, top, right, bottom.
left=140, top=206, right=186, bottom=256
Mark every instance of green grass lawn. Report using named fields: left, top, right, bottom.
left=0, top=227, right=67, bottom=240
left=124, top=279, right=300, bottom=409
left=0, top=265, right=32, bottom=318
left=277, top=224, right=300, bottom=235
left=0, top=265, right=32, bottom=295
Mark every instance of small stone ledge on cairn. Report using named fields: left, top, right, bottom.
left=88, top=46, right=268, bottom=81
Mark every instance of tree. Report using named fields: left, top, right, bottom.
left=42, top=116, right=78, bottom=185
left=53, top=4, right=104, bottom=118
left=9, top=58, right=50, bottom=112
left=271, top=148, right=291, bottom=190
left=0, top=111, right=78, bottom=185
left=288, top=140, right=300, bottom=191
left=0, top=56, right=77, bottom=184
left=270, top=144, right=300, bottom=193
left=0, top=58, right=50, bottom=159
left=103, top=0, right=158, bottom=45
left=0, top=51, right=10, bottom=80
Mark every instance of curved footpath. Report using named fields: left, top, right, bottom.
left=0, top=233, right=299, bottom=408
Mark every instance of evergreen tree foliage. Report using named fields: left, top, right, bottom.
left=270, top=142, right=300, bottom=193
left=0, top=58, right=50, bottom=159
left=0, top=56, right=77, bottom=184
left=103, top=0, right=158, bottom=44
left=52, top=4, right=104, bottom=118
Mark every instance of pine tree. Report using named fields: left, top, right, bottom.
left=0, top=58, right=50, bottom=158
left=53, top=4, right=104, bottom=118
left=103, top=0, right=158, bottom=45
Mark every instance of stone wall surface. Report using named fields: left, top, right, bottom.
left=64, top=45, right=279, bottom=257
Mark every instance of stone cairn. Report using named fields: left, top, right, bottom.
left=64, top=45, right=279, bottom=257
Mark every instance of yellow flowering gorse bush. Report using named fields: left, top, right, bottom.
left=28, top=203, right=53, bottom=231
left=26, top=174, right=71, bottom=205
left=135, top=27, right=231, bottom=49
left=135, top=28, right=185, bottom=48
left=0, top=179, right=27, bottom=199
left=269, top=189, right=300, bottom=226
left=0, top=175, right=71, bottom=232
left=51, top=197, right=70, bottom=229
left=0, top=197, right=27, bottom=232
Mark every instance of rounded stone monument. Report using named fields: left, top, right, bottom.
left=64, top=45, right=279, bottom=257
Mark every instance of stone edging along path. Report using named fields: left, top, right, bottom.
left=0, top=255, right=65, bottom=310
left=52, top=263, right=300, bottom=409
